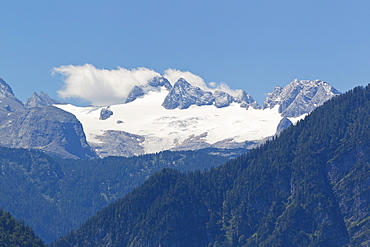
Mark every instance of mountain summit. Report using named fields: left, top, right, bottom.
left=0, top=78, right=97, bottom=159
left=0, top=78, right=24, bottom=114
left=56, top=78, right=340, bottom=158
left=262, top=79, right=340, bottom=117
left=24, top=91, right=60, bottom=108
left=162, top=78, right=215, bottom=109
left=0, top=76, right=340, bottom=159
left=54, top=84, right=370, bottom=247
left=162, top=78, right=257, bottom=109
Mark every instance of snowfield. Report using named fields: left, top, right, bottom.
left=56, top=89, right=302, bottom=156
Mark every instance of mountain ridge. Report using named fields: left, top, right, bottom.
left=0, top=78, right=97, bottom=159
left=54, top=84, right=370, bottom=246
left=56, top=78, right=340, bottom=158
left=0, top=76, right=340, bottom=159
left=0, top=146, right=228, bottom=243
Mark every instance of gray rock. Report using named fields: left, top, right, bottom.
left=90, top=130, right=145, bottom=157
left=0, top=77, right=18, bottom=98
left=214, top=91, right=233, bottom=108
left=100, top=107, right=113, bottom=120
left=162, top=79, right=259, bottom=110
left=162, top=78, right=215, bottom=109
left=0, top=78, right=24, bottom=114
left=262, top=79, right=340, bottom=117
left=125, top=76, right=172, bottom=104
left=262, top=86, right=283, bottom=109
left=169, top=132, right=212, bottom=151
left=276, top=117, right=293, bottom=135
left=211, top=139, right=261, bottom=150
left=233, top=89, right=259, bottom=109
left=125, top=86, right=145, bottom=104
left=24, top=92, right=60, bottom=108
left=148, top=76, right=172, bottom=90
left=0, top=78, right=97, bottom=159
left=0, top=106, right=97, bottom=159
left=168, top=131, right=262, bottom=152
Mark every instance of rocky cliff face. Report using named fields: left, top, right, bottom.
left=162, top=78, right=257, bottom=109
left=52, top=85, right=370, bottom=247
left=0, top=76, right=341, bottom=159
left=276, top=117, right=293, bottom=135
left=57, top=78, right=341, bottom=158
left=0, top=106, right=97, bottom=159
left=233, top=89, right=258, bottom=109
left=0, top=78, right=97, bottom=159
left=162, top=78, right=214, bottom=109
left=24, top=91, right=60, bottom=108
left=90, top=130, right=145, bottom=157
left=0, top=78, right=25, bottom=115
left=125, top=76, right=172, bottom=103
left=262, top=79, right=340, bottom=117
left=125, top=86, right=145, bottom=104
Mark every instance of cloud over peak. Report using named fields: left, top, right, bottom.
left=163, top=68, right=208, bottom=90
left=53, top=64, right=160, bottom=106
left=53, top=64, right=240, bottom=106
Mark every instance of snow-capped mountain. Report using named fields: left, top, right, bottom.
left=162, top=78, right=257, bottom=109
left=55, top=78, right=340, bottom=158
left=262, top=79, right=340, bottom=117
left=125, top=76, right=172, bottom=103
left=0, top=75, right=340, bottom=159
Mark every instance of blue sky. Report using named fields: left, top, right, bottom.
left=1, top=1, right=370, bottom=105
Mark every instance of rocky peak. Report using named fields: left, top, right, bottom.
left=262, top=79, right=340, bottom=117
left=262, top=86, right=283, bottom=109
left=125, top=76, right=172, bottom=104
left=0, top=78, right=16, bottom=98
left=214, top=91, right=233, bottom=108
left=233, top=89, right=259, bottom=109
left=125, top=86, right=145, bottom=104
left=0, top=78, right=24, bottom=114
left=162, top=78, right=214, bottom=109
left=148, top=76, right=172, bottom=90
left=162, top=78, right=260, bottom=110
left=24, top=92, right=60, bottom=108
left=0, top=106, right=97, bottom=159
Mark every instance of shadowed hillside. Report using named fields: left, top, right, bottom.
left=55, top=85, right=370, bottom=246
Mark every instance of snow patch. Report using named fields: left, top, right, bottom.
left=56, top=89, right=283, bottom=155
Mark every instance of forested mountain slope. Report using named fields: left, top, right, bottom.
left=0, top=148, right=227, bottom=243
left=0, top=209, right=45, bottom=247
left=55, top=85, right=370, bottom=246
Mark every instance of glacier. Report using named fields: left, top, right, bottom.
left=56, top=78, right=330, bottom=158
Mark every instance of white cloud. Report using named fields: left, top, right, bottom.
left=53, top=64, right=159, bottom=106
left=163, top=68, right=240, bottom=96
left=163, top=68, right=208, bottom=90
left=53, top=64, right=243, bottom=106
left=212, top=82, right=240, bottom=97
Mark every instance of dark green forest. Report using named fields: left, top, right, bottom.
left=0, top=209, right=45, bottom=247
left=54, top=85, right=370, bottom=246
left=0, top=148, right=228, bottom=243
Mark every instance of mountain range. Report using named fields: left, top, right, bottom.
left=0, top=146, right=228, bottom=243
left=0, top=78, right=96, bottom=159
left=0, top=76, right=339, bottom=159
left=0, top=74, right=369, bottom=246
left=56, top=77, right=340, bottom=158
left=54, top=84, right=370, bottom=246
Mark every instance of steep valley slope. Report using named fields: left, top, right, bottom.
left=55, top=85, right=370, bottom=246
